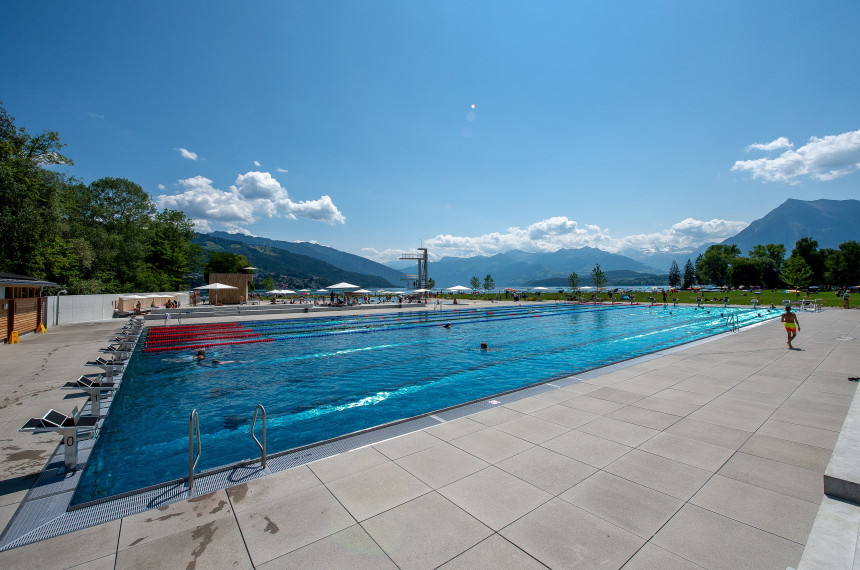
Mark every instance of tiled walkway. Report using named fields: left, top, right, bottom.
left=1, top=306, right=858, bottom=569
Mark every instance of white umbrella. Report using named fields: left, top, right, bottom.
left=412, top=288, right=429, bottom=293
left=579, top=286, right=595, bottom=291
left=327, top=282, right=360, bottom=290
left=353, top=289, right=372, bottom=294
left=282, top=289, right=296, bottom=295
left=194, top=282, right=237, bottom=305
left=532, top=287, right=549, bottom=291
left=447, top=285, right=470, bottom=291
left=299, top=288, right=312, bottom=292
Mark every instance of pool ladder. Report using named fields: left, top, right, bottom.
left=188, top=404, right=268, bottom=496
left=725, top=313, right=739, bottom=332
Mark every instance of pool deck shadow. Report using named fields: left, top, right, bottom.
left=0, top=303, right=858, bottom=569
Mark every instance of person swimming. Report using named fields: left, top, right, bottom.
left=195, top=348, right=206, bottom=361
left=443, top=323, right=451, bottom=328
left=480, top=342, right=488, bottom=350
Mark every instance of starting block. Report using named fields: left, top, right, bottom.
left=61, top=374, right=117, bottom=417
left=20, top=407, right=98, bottom=473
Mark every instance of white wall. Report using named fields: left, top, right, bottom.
left=46, top=292, right=190, bottom=325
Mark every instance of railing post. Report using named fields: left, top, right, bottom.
left=251, top=404, right=267, bottom=469
left=189, top=409, right=200, bottom=495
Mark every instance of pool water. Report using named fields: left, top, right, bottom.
left=72, top=304, right=777, bottom=504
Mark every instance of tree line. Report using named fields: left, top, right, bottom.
left=0, top=103, right=201, bottom=294
left=667, top=238, right=860, bottom=290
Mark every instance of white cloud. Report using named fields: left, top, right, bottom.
left=191, top=218, right=212, bottom=233
left=253, top=160, right=261, bottom=167
left=154, top=171, right=346, bottom=231
left=157, top=184, right=166, bottom=190
left=226, top=226, right=256, bottom=237
left=362, top=216, right=748, bottom=263
left=732, top=129, right=860, bottom=183
left=277, top=168, right=289, bottom=173
left=174, top=147, right=199, bottom=161
left=746, top=137, right=793, bottom=152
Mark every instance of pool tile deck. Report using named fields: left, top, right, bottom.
left=0, top=304, right=858, bottom=568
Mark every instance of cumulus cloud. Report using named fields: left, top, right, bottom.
left=746, top=137, right=793, bottom=152
left=154, top=171, right=346, bottom=231
left=361, top=216, right=748, bottom=263
left=174, top=147, right=199, bottom=161
left=732, top=129, right=860, bottom=183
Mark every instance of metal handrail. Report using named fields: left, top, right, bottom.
left=724, top=313, right=739, bottom=332
left=251, top=404, right=267, bottom=469
left=188, top=409, right=201, bottom=495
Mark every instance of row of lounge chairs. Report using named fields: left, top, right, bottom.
left=19, top=316, right=143, bottom=473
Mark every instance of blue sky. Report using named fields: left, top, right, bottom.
left=3, top=1, right=859, bottom=263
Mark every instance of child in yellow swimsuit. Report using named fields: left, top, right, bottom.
left=780, top=306, right=800, bottom=349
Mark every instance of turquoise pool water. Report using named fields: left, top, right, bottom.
left=72, top=304, right=777, bottom=504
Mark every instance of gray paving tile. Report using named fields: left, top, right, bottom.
left=494, top=414, right=571, bottom=444
left=560, top=471, right=683, bottom=539
left=496, top=445, right=596, bottom=495
left=308, top=445, right=390, bottom=483
left=395, top=441, right=489, bottom=489
left=503, top=395, right=555, bottom=414
left=717, top=452, right=822, bottom=503
left=373, top=430, right=441, bottom=460
left=439, top=534, right=546, bottom=569
left=561, top=394, right=627, bottom=415
left=686, top=404, right=769, bottom=432
left=424, top=417, right=486, bottom=441
left=653, top=503, right=804, bottom=570
left=608, top=405, right=682, bottom=430
left=577, top=416, right=659, bottom=448
left=115, top=517, right=252, bottom=569
left=0, top=519, right=120, bottom=569
left=118, top=490, right=233, bottom=550
left=500, top=498, right=645, bottom=569
left=234, top=485, right=355, bottom=565
left=449, top=426, right=534, bottom=464
left=542, top=429, right=632, bottom=469
left=587, top=386, right=646, bottom=405
left=69, top=554, right=117, bottom=570
left=361, top=492, right=493, bottom=570
left=690, top=474, right=819, bottom=543
left=756, top=419, right=839, bottom=449
left=638, top=432, right=733, bottom=472
left=664, top=417, right=752, bottom=450
left=787, top=388, right=853, bottom=408
left=631, top=395, right=700, bottom=416
left=256, top=524, right=397, bottom=570
left=797, top=495, right=860, bottom=570
left=604, top=449, right=711, bottom=501
left=738, top=434, right=833, bottom=472
left=654, top=387, right=715, bottom=406
left=620, top=542, right=702, bottom=570
left=720, top=387, right=787, bottom=407
left=225, top=465, right=320, bottom=513
left=770, top=406, right=847, bottom=432
left=470, top=405, right=524, bottom=427
left=325, top=461, right=431, bottom=521
left=438, top=466, right=552, bottom=531
left=531, top=403, right=601, bottom=428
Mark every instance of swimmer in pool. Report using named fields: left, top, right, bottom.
left=443, top=323, right=451, bottom=328
left=195, top=349, right=206, bottom=361
left=480, top=342, right=488, bottom=350
left=780, top=305, right=800, bottom=349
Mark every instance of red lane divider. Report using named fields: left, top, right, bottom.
left=144, top=338, right=274, bottom=353
left=148, top=324, right=246, bottom=336
left=147, top=327, right=254, bottom=339
left=145, top=333, right=263, bottom=345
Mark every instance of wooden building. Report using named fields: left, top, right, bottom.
left=207, top=273, right=254, bottom=304
left=0, top=273, right=57, bottom=342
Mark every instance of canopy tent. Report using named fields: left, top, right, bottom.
left=193, top=283, right=237, bottom=305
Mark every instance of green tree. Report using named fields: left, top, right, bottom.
left=682, top=259, right=695, bottom=289
left=427, top=277, right=435, bottom=289
left=204, top=252, right=250, bottom=280
left=728, top=257, right=761, bottom=288
left=567, top=272, right=580, bottom=293
left=144, top=209, right=201, bottom=291
left=749, top=243, right=786, bottom=272
left=825, top=240, right=860, bottom=286
left=591, top=264, right=608, bottom=290
left=483, top=273, right=495, bottom=292
left=694, top=254, right=704, bottom=285
left=668, top=261, right=681, bottom=288
left=469, top=276, right=481, bottom=290
left=791, top=237, right=825, bottom=285
left=781, top=255, right=814, bottom=290
left=696, top=245, right=740, bottom=286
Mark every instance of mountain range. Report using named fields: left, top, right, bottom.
left=199, top=198, right=858, bottom=288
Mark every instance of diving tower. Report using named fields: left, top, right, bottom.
left=400, top=248, right=429, bottom=289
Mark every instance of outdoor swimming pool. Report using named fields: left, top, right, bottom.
left=72, top=303, right=777, bottom=504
